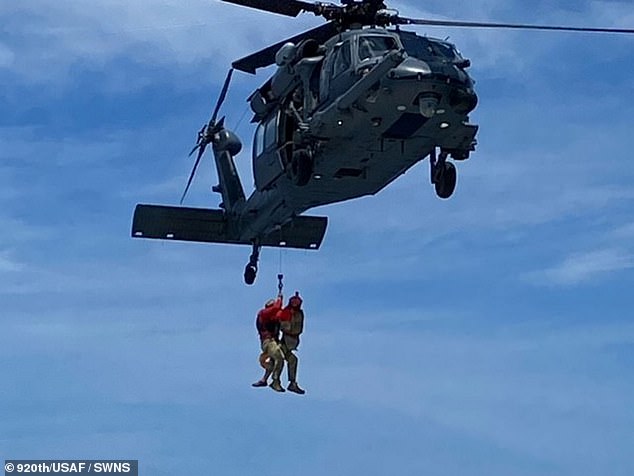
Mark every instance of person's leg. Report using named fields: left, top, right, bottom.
left=265, top=340, right=286, bottom=392
left=252, top=353, right=272, bottom=387
left=285, top=350, right=305, bottom=394
left=286, top=350, right=298, bottom=383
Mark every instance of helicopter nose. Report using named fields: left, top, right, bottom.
left=449, top=86, right=478, bottom=114
left=387, top=57, right=432, bottom=80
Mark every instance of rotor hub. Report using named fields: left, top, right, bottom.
left=314, top=1, right=392, bottom=28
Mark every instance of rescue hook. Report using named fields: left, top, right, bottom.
left=277, top=274, right=284, bottom=295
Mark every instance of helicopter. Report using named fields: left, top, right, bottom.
left=131, top=0, right=634, bottom=285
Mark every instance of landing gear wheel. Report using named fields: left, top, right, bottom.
left=244, top=264, right=257, bottom=285
left=434, top=162, right=457, bottom=199
left=290, top=149, right=313, bottom=186
left=244, top=243, right=260, bottom=285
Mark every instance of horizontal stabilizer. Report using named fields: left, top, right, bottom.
left=132, top=204, right=232, bottom=243
left=132, top=204, right=327, bottom=250
left=261, top=214, right=328, bottom=250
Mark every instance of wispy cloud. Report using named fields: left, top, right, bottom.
left=1, top=0, right=321, bottom=84
left=0, top=249, right=23, bottom=272
left=305, top=319, right=634, bottom=470
left=523, top=247, right=634, bottom=286
left=2, top=3, right=633, bottom=474
left=0, top=42, right=14, bottom=68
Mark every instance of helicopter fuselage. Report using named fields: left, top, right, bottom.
left=236, top=27, right=478, bottom=241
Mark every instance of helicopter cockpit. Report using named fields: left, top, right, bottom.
left=320, top=30, right=401, bottom=100
left=358, top=35, right=399, bottom=61
left=397, top=31, right=470, bottom=68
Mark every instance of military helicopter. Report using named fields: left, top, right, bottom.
left=131, top=0, right=633, bottom=285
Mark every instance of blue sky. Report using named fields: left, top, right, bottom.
left=1, top=0, right=633, bottom=474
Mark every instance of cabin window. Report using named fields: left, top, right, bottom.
left=255, top=123, right=265, bottom=156
left=332, top=41, right=351, bottom=78
left=264, top=113, right=278, bottom=150
left=358, top=36, right=397, bottom=61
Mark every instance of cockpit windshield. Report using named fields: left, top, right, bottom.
left=358, top=35, right=398, bottom=61
left=398, top=32, right=463, bottom=63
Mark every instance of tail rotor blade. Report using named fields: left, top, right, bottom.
left=188, top=143, right=201, bottom=157
left=211, top=68, right=234, bottom=124
left=181, top=68, right=235, bottom=204
left=181, top=145, right=206, bottom=205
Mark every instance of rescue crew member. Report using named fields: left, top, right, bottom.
left=280, top=292, right=306, bottom=394
left=252, top=295, right=286, bottom=392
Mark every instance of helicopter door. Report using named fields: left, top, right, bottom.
left=253, top=111, right=284, bottom=189
left=320, top=40, right=353, bottom=103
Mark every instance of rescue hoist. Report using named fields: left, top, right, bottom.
left=277, top=273, right=284, bottom=296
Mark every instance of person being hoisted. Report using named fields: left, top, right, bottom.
left=280, top=291, right=306, bottom=395
left=252, top=293, right=287, bottom=392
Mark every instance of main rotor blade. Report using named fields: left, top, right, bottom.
left=233, top=21, right=339, bottom=74
left=181, top=146, right=206, bottom=204
left=397, top=17, right=634, bottom=34
left=221, top=0, right=317, bottom=17
left=211, top=68, right=234, bottom=124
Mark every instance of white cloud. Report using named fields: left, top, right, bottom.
left=0, top=126, right=134, bottom=167
left=0, top=249, right=23, bottom=272
left=391, top=0, right=537, bottom=75
left=610, top=222, right=634, bottom=241
left=589, top=0, right=634, bottom=30
left=2, top=3, right=633, bottom=474
left=305, top=319, right=634, bottom=468
left=2, top=0, right=322, bottom=84
left=5, top=0, right=628, bottom=86
left=523, top=247, right=634, bottom=285
left=0, top=42, right=15, bottom=68
left=0, top=215, right=50, bottom=248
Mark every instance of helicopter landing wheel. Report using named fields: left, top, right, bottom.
left=244, top=243, right=260, bottom=285
left=290, top=149, right=313, bottom=186
left=434, top=161, right=457, bottom=199
left=244, top=264, right=257, bottom=285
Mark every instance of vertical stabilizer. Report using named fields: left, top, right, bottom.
left=212, top=128, right=246, bottom=214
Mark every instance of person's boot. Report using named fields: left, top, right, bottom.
left=251, top=380, right=267, bottom=387
left=287, top=382, right=305, bottom=395
left=269, top=379, right=285, bottom=392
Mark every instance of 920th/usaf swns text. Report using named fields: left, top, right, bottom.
left=4, top=460, right=138, bottom=475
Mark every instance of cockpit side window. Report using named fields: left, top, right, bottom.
left=429, top=40, right=459, bottom=60
left=399, top=34, right=433, bottom=60
left=332, top=41, right=352, bottom=78
left=358, top=36, right=397, bottom=61
left=399, top=32, right=462, bottom=63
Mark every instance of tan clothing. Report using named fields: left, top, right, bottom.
left=261, top=338, right=284, bottom=381
left=280, top=308, right=304, bottom=341
left=281, top=334, right=300, bottom=351
left=280, top=308, right=304, bottom=382
left=280, top=340, right=298, bottom=382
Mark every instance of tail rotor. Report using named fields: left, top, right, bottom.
left=180, top=68, right=235, bottom=204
